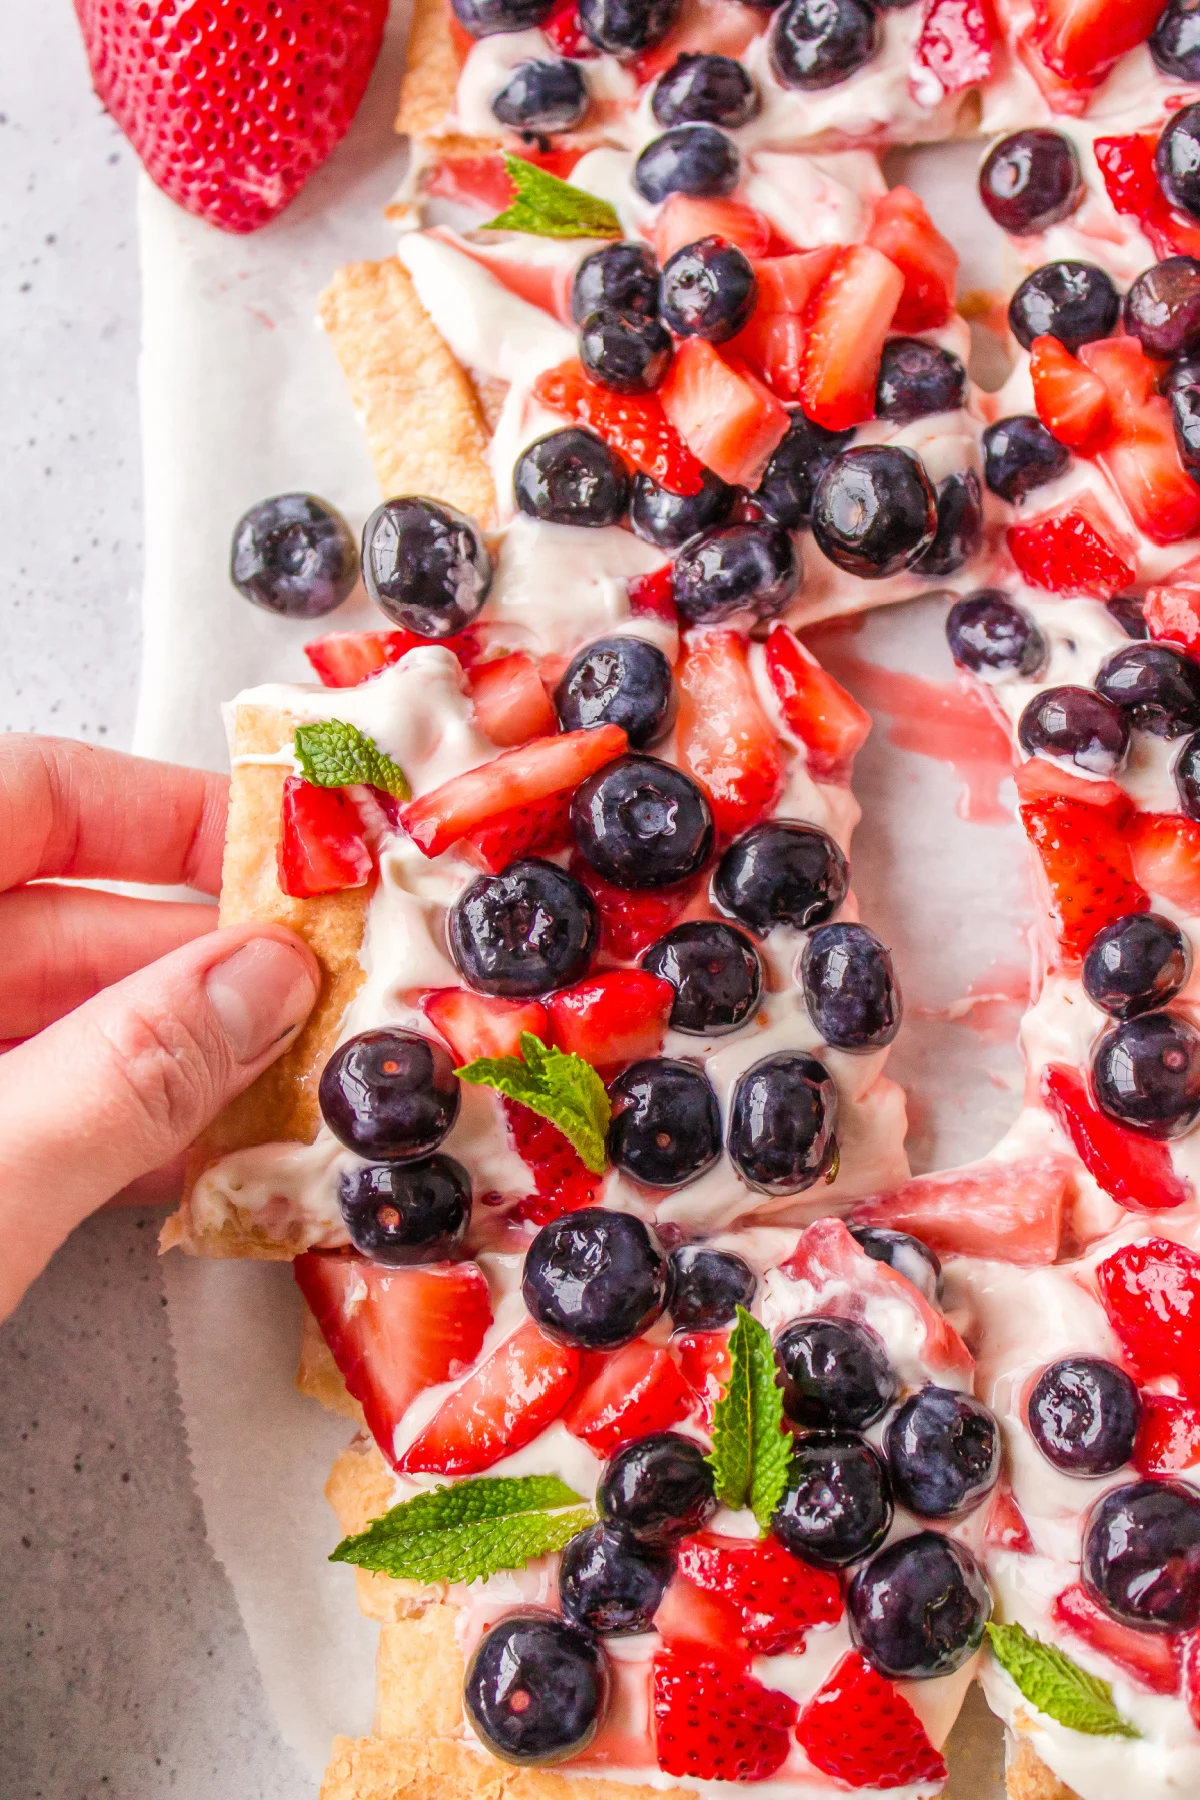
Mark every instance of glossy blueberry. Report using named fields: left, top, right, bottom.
left=713, top=819, right=850, bottom=935
left=319, top=1028, right=460, bottom=1162
left=801, top=921, right=901, bottom=1053
left=338, top=1156, right=471, bottom=1265
left=914, top=470, right=984, bottom=578
left=1082, top=1479, right=1200, bottom=1630
left=514, top=428, right=630, bottom=528
left=571, top=242, right=660, bottom=325
left=982, top=414, right=1070, bottom=502
left=449, top=858, right=598, bottom=997
left=1095, top=641, right=1200, bottom=738
left=558, top=1524, right=673, bottom=1635
left=1158, top=105, right=1200, bottom=222
left=630, top=468, right=736, bottom=548
left=607, top=1058, right=723, bottom=1188
left=571, top=754, right=714, bottom=888
left=1092, top=1011, right=1200, bottom=1138
left=1171, top=380, right=1200, bottom=476
left=754, top=409, right=854, bottom=529
left=642, top=919, right=763, bottom=1035
left=885, top=1387, right=1001, bottom=1520
left=652, top=53, right=759, bottom=128
left=1176, top=728, right=1200, bottom=818
left=672, top=522, right=800, bottom=624
left=875, top=339, right=967, bottom=424
left=849, top=1226, right=942, bottom=1302
left=464, top=1612, right=610, bottom=1766
left=580, top=308, right=672, bottom=393
left=598, top=1431, right=717, bottom=1543
left=362, top=496, right=492, bottom=636
left=659, top=236, right=757, bottom=342
left=1082, top=912, right=1192, bottom=1019
left=946, top=589, right=1047, bottom=680
left=727, top=1049, right=839, bottom=1194
left=452, top=0, right=554, bottom=37
left=1163, top=349, right=1200, bottom=396
left=1008, top=260, right=1120, bottom=354
left=668, top=1245, right=757, bottom=1329
left=772, top=1432, right=893, bottom=1569
left=1152, top=0, right=1200, bottom=79
left=979, top=129, right=1084, bottom=235
left=768, top=0, right=881, bottom=90
left=811, top=445, right=938, bottom=579
left=1108, top=593, right=1149, bottom=638
left=1028, top=1357, right=1141, bottom=1477
left=1017, top=684, right=1130, bottom=777
left=633, top=125, right=740, bottom=204
left=579, top=0, right=680, bottom=54
left=556, top=636, right=675, bottom=748
left=1124, top=256, right=1200, bottom=361
left=848, top=1533, right=991, bottom=1679
left=776, top=1317, right=897, bottom=1431
left=523, top=1208, right=670, bottom=1348
left=492, top=58, right=589, bottom=131
left=230, top=493, right=357, bottom=618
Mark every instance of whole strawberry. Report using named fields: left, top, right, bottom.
left=74, top=0, right=388, bottom=233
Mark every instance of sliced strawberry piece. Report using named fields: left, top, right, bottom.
left=725, top=309, right=809, bottom=402
left=865, top=186, right=956, bottom=333
left=1031, top=0, right=1169, bottom=88
left=678, top=1532, right=842, bottom=1654
left=852, top=1155, right=1069, bottom=1266
left=659, top=338, right=791, bottom=488
left=400, top=1318, right=580, bottom=1476
left=571, top=854, right=698, bottom=961
left=1097, top=1237, right=1200, bottom=1394
left=1030, top=334, right=1110, bottom=451
left=461, top=789, right=574, bottom=873
left=1052, top=1583, right=1182, bottom=1695
left=304, top=625, right=484, bottom=688
left=294, top=1254, right=493, bottom=1468
left=677, top=628, right=782, bottom=836
left=751, top=247, right=841, bottom=315
left=1145, top=560, right=1200, bottom=657
left=277, top=775, right=370, bottom=899
left=1134, top=1393, right=1200, bottom=1477
left=675, top=1330, right=732, bottom=1428
left=654, top=1575, right=748, bottom=1653
left=652, top=1648, right=798, bottom=1782
left=1186, top=1634, right=1200, bottom=1732
left=1013, top=756, right=1128, bottom=813
left=1094, top=134, right=1200, bottom=262
left=764, top=622, right=871, bottom=782
left=505, top=1096, right=601, bottom=1225
left=533, top=360, right=705, bottom=495
left=1129, top=810, right=1200, bottom=914
left=1043, top=1064, right=1193, bottom=1213
left=421, top=989, right=549, bottom=1064
left=799, top=245, right=905, bottom=430
left=1007, top=496, right=1136, bottom=599
left=424, top=146, right=584, bottom=214
left=466, top=652, right=557, bottom=748
left=797, top=1650, right=947, bottom=1790
left=1078, top=338, right=1200, bottom=546
left=546, top=970, right=674, bottom=1070
left=563, top=1340, right=693, bottom=1454
left=1020, top=790, right=1148, bottom=964
left=985, top=1484, right=1035, bottom=1554
left=652, top=194, right=774, bottom=265
left=910, top=0, right=994, bottom=108
left=628, top=563, right=677, bottom=624
left=541, top=0, right=600, bottom=57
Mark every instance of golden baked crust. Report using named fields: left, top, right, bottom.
left=395, top=0, right=463, bottom=139
left=1005, top=1736, right=1080, bottom=1800
left=321, top=1732, right=694, bottom=1800
left=325, top=1436, right=432, bottom=1623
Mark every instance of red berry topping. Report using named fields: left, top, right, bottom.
left=1042, top=1064, right=1192, bottom=1212
left=1145, top=561, right=1200, bottom=659
left=563, top=1340, right=693, bottom=1453
left=800, top=245, right=905, bottom=431
left=569, top=855, right=698, bottom=962
left=677, top=628, right=783, bottom=837
left=545, top=970, right=674, bottom=1071
left=1134, top=1393, right=1200, bottom=1478
left=764, top=623, right=872, bottom=782
left=399, top=1318, right=580, bottom=1476
left=1129, top=812, right=1200, bottom=918
left=865, top=185, right=959, bottom=331
left=659, top=339, right=792, bottom=489
left=627, top=564, right=677, bottom=624
left=1096, top=1237, right=1200, bottom=1395
left=1007, top=498, right=1136, bottom=599
left=1030, top=334, right=1110, bottom=451
left=504, top=1096, right=601, bottom=1226
left=796, top=1650, right=947, bottom=1789
left=1019, top=790, right=1148, bottom=965
left=533, top=360, right=706, bottom=496
left=853, top=1155, right=1070, bottom=1266
left=421, top=989, right=549, bottom=1065
left=652, top=1648, right=798, bottom=1782
left=677, top=1531, right=842, bottom=1653
left=674, top=1330, right=732, bottom=1428
left=1052, top=1582, right=1182, bottom=1695
left=467, top=653, right=557, bottom=747
left=277, top=775, right=370, bottom=899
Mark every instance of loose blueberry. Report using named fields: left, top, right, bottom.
left=913, top=470, right=984, bottom=578
left=727, top=1050, right=839, bottom=1194
left=464, top=1611, right=610, bottom=1766
left=558, top=1523, right=673, bottom=1635
left=947, top=589, right=1047, bottom=680
left=1152, top=0, right=1200, bottom=78
left=1083, top=912, right=1192, bottom=1019
left=571, top=242, right=661, bottom=325
left=768, top=0, right=881, bottom=90
left=1172, top=381, right=1200, bottom=476
left=885, top=1387, right=1001, bottom=1520
left=659, top=236, right=757, bottom=342
left=772, top=1432, right=893, bottom=1568
left=810, top=445, right=938, bottom=579
left=848, top=1226, right=942, bottom=1302
left=338, top=1155, right=472, bottom=1265
left=875, top=339, right=967, bottom=423
left=713, top=819, right=850, bottom=936
left=608, top=1057, right=723, bottom=1188
left=668, top=1244, right=757, bottom=1328
left=754, top=409, right=855, bottom=529
left=580, top=308, right=673, bottom=393
left=672, top=522, right=800, bottom=624
left=633, top=125, right=740, bottom=204
left=230, top=493, right=358, bottom=618
left=452, top=0, right=554, bottom=36
left=514, top=428, right=630, bottom=528
left=630, top=468, right=737, bottom=548
left=1092, top=1011, right=1200, bottom=1138
left=1176, top=728, right=1200, bottom=818
left=571, top=754, right=714, bottom=888
left=979, top=129, right=1084, bottom=236
left=1028, top=1357, right=1141, bottom=1477
left=362, top=496, right=492, bottom=636
left=523, top=1208, right=670, bottom=1348
left=579, top=0, right=680, bottom=54
left=1107, top=593, right=1149, bottom=638
left=1008, top=261, right=1120, bottom=354
left=449, top=858, right=598, bottom=997
left=492, top=58, right=589, bottom=132
left=652, top=53, right=759, bottom=128
left=598, top=1431, right=718, bottom=1542
left=1163, top=348, right=1200, bottom=396
left=1017, top=684, right=1130, bottom=777
left=556, top=636, right=675, bottom=748
left=1124, top=257, right=1200, bottom=361
left=776, top=1317, right=897, bottom=1431
left=849, top=1533, right=992, bottom=1679
left=319, top=1028, right=460, bottom=1162
left=642, top=919, right=763, bottom=1035
left=1082, top=1479, right=1200, bottom=1630
left=982, top=414, right=1069, bottom=502
left=1095, top=641, right=1200, bottom=738
left=1159, top=105, right=1200, bottom=222
left=801, top=921, right=902, bottom=1053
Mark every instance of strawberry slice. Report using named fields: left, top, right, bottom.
left=865, top=185, right=958, bottom=333
left=654, top=1576, right=748, bottom=1653
left=1043, top=1064, right=1193, bottom=1213
left=659, top=338, right=791, bottom=489
left=294, top=1254, right=493, bottom=1469
left=764, top=623, right=871, bottom=782
left=541, top=0, right=600, bottom=57
left=1145, top=560, right=1200, bottom=657
left=799, top=245, right=905, bottom=430
left=563, top=1340, right=693, bottom=1453
left=675, top=1330, right=732, bottom=1428
left=628, top=563, right=677, bottom=624
left=1013, top=757, right=1127, bottom=812
left=1097, top=1237, right=1200, bottom=1394
left=533, top=360, right=705, bottom=496
left=1007, top=496, right=1136, bottom=599
left=462, top=790, right=574, bottom=873
left=678, top=1532, right=842, bottom=1653
left=1095, top=134, right=1200, bottom=262
left=399, top=1318, right=581, bottom=1476
left=852, top=1156, right=1069, bottom=1266
left=505, top=1096, right=601, bottom=1225
left=1078, top=338, right=1200, bottom=546
left=571, top=854, right=698, bottom=961
left=1052, top=1584, right=1182, bottom=1695
left=677, top=629, right=783, bottom=837
left=1134, top=1393, right=1200, bottom=1477
left=546, top=970, right=674, bottom=1070
left=652, top=1648, right=798, bottom=1781
left=1129, top=811, right=1200, bottom=914
left=277, top=774, right=370, bottom=899
left=1030, top=334, right=1110, bottom=451
left=797, top=1650, right=947, bottom=1789
left=466, top=652, right=557, bottom=748
left=724, top=248, right=840, bottom=400
left=1020, top=789, right=1148, bottom=964
left=1186, top=1635, right=1200, bottom=1733
left=305, top=626, right=484, bottom=687
left=422, top=989, right=549, bottom=1064
left=910, top=0, right=994, bottom=108
left=1031, top=0, right=1169, bottom=88
left=985, top=1484, right=1034, bottom=1554
left=653, top=194, right=774, bottom=264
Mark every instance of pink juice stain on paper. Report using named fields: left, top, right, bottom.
left=913, top=959, right=1033, bottom=1042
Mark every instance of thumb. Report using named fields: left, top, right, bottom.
left=0, top=923, right=320, bottom=1319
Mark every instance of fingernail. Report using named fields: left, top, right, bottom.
left=205, top=939, right=319, bottom=1064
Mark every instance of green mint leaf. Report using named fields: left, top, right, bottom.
left=456, top=1031, right=610, bottom=1174
left=294, top=719, right=411, bottom=801
left=706, top=1306, right=791, bottom=1531
left=486, top=155, right=621, bottom=240
left=330, top=1473, right=593, bottom=1583
left=987, top=1623, right=1141, bottom=1740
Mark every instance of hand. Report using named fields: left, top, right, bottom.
left=0, top=736, right=320, bottom=1321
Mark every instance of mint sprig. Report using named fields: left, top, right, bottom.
left=987, top=1622, right=1141, bottom=1740
left=706, top=1306, right=792, bottom=1532
left=330, top=1473, right=593, bottom=1584
left=294, top=719, right=411, bottom=800
left=456, top=1031, right=610, bottom=1174
left=486, top=155, right=621, bottom=240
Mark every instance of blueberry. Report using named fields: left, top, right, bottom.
left=558, top=1523, right=673, bottom=1635
left=1108, top=593, right=1149, bottom=639
left=580, top=308, right=672, bottom=393
left=633, top=126, right=740, bottom=205
left=1171, top=381, right=1200, bottom=476
left=982, top=414, right=1070, bottom=502
left=875, top=339, right=967, bottom=424
left=714, top=820, right=850, bottom=935
left=1008, top=261, right=1120, bottom=354
left=848, top=1533, right=991, bottom=1679
left=946, top=590, right=1047, bottom=680
left=811, top=446, right=938, bottom=579
left=652, top=53, right=759, bottom=128
left=772, top=1432, right=893, bottom=1568
left=1095, top=641, right=1200, bottom=738
left=885, top=1387, right=1001, bottom=1520
left=338, top=1156, right=472, bottom=1265
left=598, top=1431, right=717, bottom=1542
left=630, top=468, right=737, bottom=548
left=1124, top=257, right=1200, bottom=361
left=514, top=428, right=630, bottom=528
left=230, top=493, right=358, bottom=619
left=523, top=1208, right=670, bottom=1348
left=362, top=496, right=492, bottom=636
left=1159, top=105, right=1200, bottom=222
left=801, top=921, right=901, bottom=1053
left=672, top=522, right=800, bottom=624
left=1092, top=1011, right=1200, bottom=1138
left=1163, top=349, right=1200, bottom=396
left=492, top=58, right=589, bottom=131
left=1027, top=1357, right=1141, bottom=1477
left=608, top=1058, right=723, bottom=1188
left=659, top=236, right=757, bottom=342
left=449, top=858, right=598, bottom=997
left=642, top=919, right=763, bottom=1034
left=848, top=1226, right=942, bottom=1302
left=452, top=0, right=554, bottom=36
left=668, top=1245, right=757, bottom=1328
left=776, top=1317, right=897, bottom=1431
left=1152, top=0, right=1200, bottom=78
left=464, top=1611, right=610, bottom=1766
left=571, top=243, right=660, bottom=325
left=556, top=636, right=675, bottom=748
left=1017, top=684, right=1130, bottom=776
left=579, top=0, right=680, bottom=54
left=319, top=1028, right=460, bottom=1161
left=914, top=470, right=984, bottom=578
left=571, top=754, right=714, bottom=888
left=1177, top=728, right=1200, bottom=818
left=727, top=1050, right=838, bottom=1194
left=979, top=129, right=1084, bottom=236
left=768, top=0, right=881, bottom=90
left=1082, top=913, right=1192, bottom=1019
left=1082, top=1479, right=1200, bottom=1631
left=754, top=409, right=855, bottom=529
